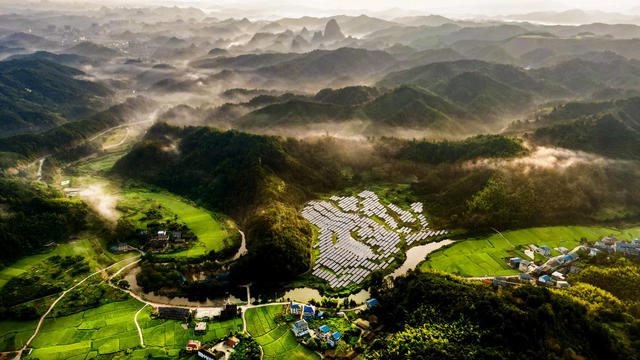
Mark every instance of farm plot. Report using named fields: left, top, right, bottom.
left=28, top=299, right=144, bottom=359
left=25, top=299, right=243, bottom=359
left=421, top=226, right=640, bottom=277
left=0, top=320, right=38, bottom=352
left=121, top=189, right=234, bottom=257
left=0, top=235, right=130, bottom=289
left=245, top=306, right=318, bottom=360
left=137, top=307, right=242, bottom=347
left=245, top=305, right=282, bottom=337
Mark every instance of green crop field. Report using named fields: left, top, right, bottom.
left=21, top=299, right=242, bottom=359
left=0, top=235, right=131, bottom=288
left=421, top=226, right=640, bottom=277
left=0, top=320, right=38, bottom=352
left=245, top=306, right=318, bottom=360
left=121, top=189, right=234, bottom=257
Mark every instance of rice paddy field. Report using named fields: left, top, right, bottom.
left=20, top=298, right=242, bottom=359
left=421, top=225, right=640, bottom=277
left=120, top=189, right=234, bottom=257
left=0, top=235, right=131, bottom=289
left=245, top=306, right=319, bottom=360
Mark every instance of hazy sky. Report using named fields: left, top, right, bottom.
left=150, top=0, right=640, bottom=15
left=11, top=0, right=640, bottom=18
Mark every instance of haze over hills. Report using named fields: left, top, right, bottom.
left=2, top=2, right=640, bottom=360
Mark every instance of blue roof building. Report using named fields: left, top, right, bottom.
left=302, top=305, right=315, bottom=319
left=538, top=275, right=551, bottom=284
left=538, top=246, right=551, bottom=256
left=366, top=298, right=379, bottom=309
left=317, top=324, right=331, bottom=339
left=328, top=331, right=342, bottom=347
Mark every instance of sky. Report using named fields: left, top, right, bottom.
left=9, top=0, right=640, bottom=19
left=138, top=0, right=640, bottom=15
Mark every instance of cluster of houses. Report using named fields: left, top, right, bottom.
left=289, top=298, right=380, bottom=349
left=500, top=236, right=640, bottom=289
left=143, top=230, right=192, bottom=252
left=292, top=319, right=343, bottom=348
left=591, top=236, right=640, bottom=256
left=505, top=244, right=583, bottom=288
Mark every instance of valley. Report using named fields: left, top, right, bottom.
left=2, top=2, right=640, bottom=360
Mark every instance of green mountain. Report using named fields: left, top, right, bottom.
left=0, top=58, right=111, bottom=136
left=237, top=85, right=475, bottom=131
left=433, top=71, right=533, bottom=117
left=362, top=85, right=470, bottom=127
left=257, top=47, right=397, bottom=80
left=314, top=86, right=381, bottom=106
left=531, top=114, right=640, bottom=160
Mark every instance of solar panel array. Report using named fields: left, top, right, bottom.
left=302, top=191, right=448, bottom=288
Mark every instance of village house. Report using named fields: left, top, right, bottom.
left=519, top=259, right=533, bottom=272
left=220, top=304, right=239, bottom=320
left=602, top=236, right=617, bottom=245
left=551, top=271, right=565, bottom=280
left=293, top=319, right=310, bottom=337
left=317, top=324, right=331, bottom=339
left=157, top=307, right=190, bottom=321
left=289, top=301, right=301, bottom=315
left=302, top=305, right=315, bottom=320
left=195, top=322, right=206, bottom=334
left=538, top=246, right=551, bottom=257
left=186, top=340, right=201, bottom=353
left=557, top=246, right=568, bottom=254
left=197, top=347, right=224, bottom=360
left=615, top=241, right=640, bottom=255
left=328, top=331, right=342, bottom=347
left=538, top=275, right=552, bottom=285
left=366, top=298, right=379, bottom=309
left=509, top=257, right=522, bottom=268
left=225, top=336, right=240, bottom=348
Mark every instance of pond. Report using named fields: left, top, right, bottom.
left=390, top=239, right=454, bottom=278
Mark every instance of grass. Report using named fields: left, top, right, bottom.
left=121, top=189, right=234, bottom=256
left=245, top=306, right=319, bottom=360
left=421, top=226, right=640, bottom=277
left=19, top=298, right=242, bottom=359
left=0, top=235, right=131, bottom=289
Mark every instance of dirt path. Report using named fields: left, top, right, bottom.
left=103, top=127, right=130, bottom=150
left=232, top=229, right=248, bottom=260
left=135, top=304, right=148, bottom=347
left=15, top=254, right=142, bottom=360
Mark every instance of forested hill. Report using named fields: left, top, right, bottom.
left=0, top=58, right=112, bottom=136
left=364, top=271, right=639, bottom=360
left=113, top=124, right=529, bottom=282
left=113, top=123, right=345, bottom=281
left=0, top=96, right=156, bottom=165
left=0, top=178, right=88, bottom=265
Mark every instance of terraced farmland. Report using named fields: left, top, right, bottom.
left=245, top=306, right=319, bottom=360
left=23, top=299, right=242, bottom=359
